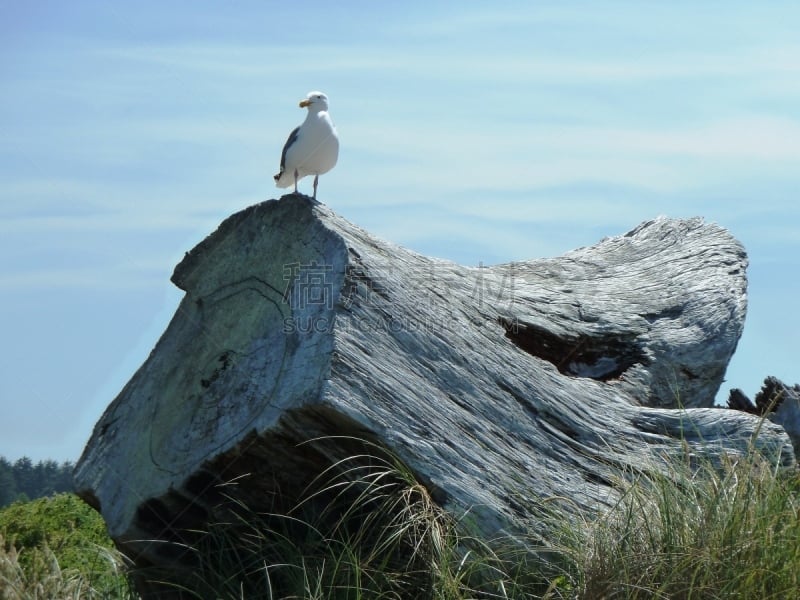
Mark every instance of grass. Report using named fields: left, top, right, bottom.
left=0, top=535, right=134, bottom=600
left=0, top=494, right=136, bottom=599
left=578, top=450, right=800, bottom=598
left=132, top=437, right=576, bottom=599
left=3, top=437, right=799, bottom=599
left=167, top=438, right=527, bottom=599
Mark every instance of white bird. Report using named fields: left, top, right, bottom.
left=274, top=91, right=339, bottom=199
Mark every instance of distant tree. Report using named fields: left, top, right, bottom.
left=0, top=457, right=76, bottom=508
left=55, top=461, right=75, bottom=493
left=13, top=457, right=35, bottom=499
left=0, top=457, right=17, bottom=506
left=34, top=459, right=60, bottom=497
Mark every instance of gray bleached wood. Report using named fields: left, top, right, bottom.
left=74, top=195, right=794, bottom=592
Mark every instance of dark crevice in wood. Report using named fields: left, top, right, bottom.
left=498, top=317, right=648, bottom=381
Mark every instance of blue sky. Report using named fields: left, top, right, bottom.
left=2, top=1, right=799, bottom=461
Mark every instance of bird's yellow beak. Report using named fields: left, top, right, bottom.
left=299, top=99, right=312, bottom=108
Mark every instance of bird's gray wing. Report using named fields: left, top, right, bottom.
left=280, top=126, right=301, bottom=171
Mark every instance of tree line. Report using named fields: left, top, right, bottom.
left=0, top=456, right=75, bottom=507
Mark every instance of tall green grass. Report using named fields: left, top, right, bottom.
left=4, top=435, right=798, bottom=599
left=0, top=535, right=133, bottom=600
left=151, top=437, right=799, bottom=599
left=163, top=438, right=572, bottom=599
left=577, top=449, right=800, bottom=598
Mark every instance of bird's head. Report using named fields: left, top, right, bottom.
left=299, top=91, right=329, bottom=111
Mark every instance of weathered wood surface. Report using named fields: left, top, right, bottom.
left=74, top=195, right=794, bottom=584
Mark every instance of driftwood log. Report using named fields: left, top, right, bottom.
left=74, top=195, right=794, bottom=594
left=729, top=376, right=800, bottom=457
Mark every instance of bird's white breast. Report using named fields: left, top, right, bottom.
left=285, top=112, right=339, bottom=177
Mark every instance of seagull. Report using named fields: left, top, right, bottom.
left=274, top=91, right=339, bottom=199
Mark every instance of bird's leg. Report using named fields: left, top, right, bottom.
left=313, top=174, right=319, bottom=199
left=293, top=169, right=298, bottom=193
